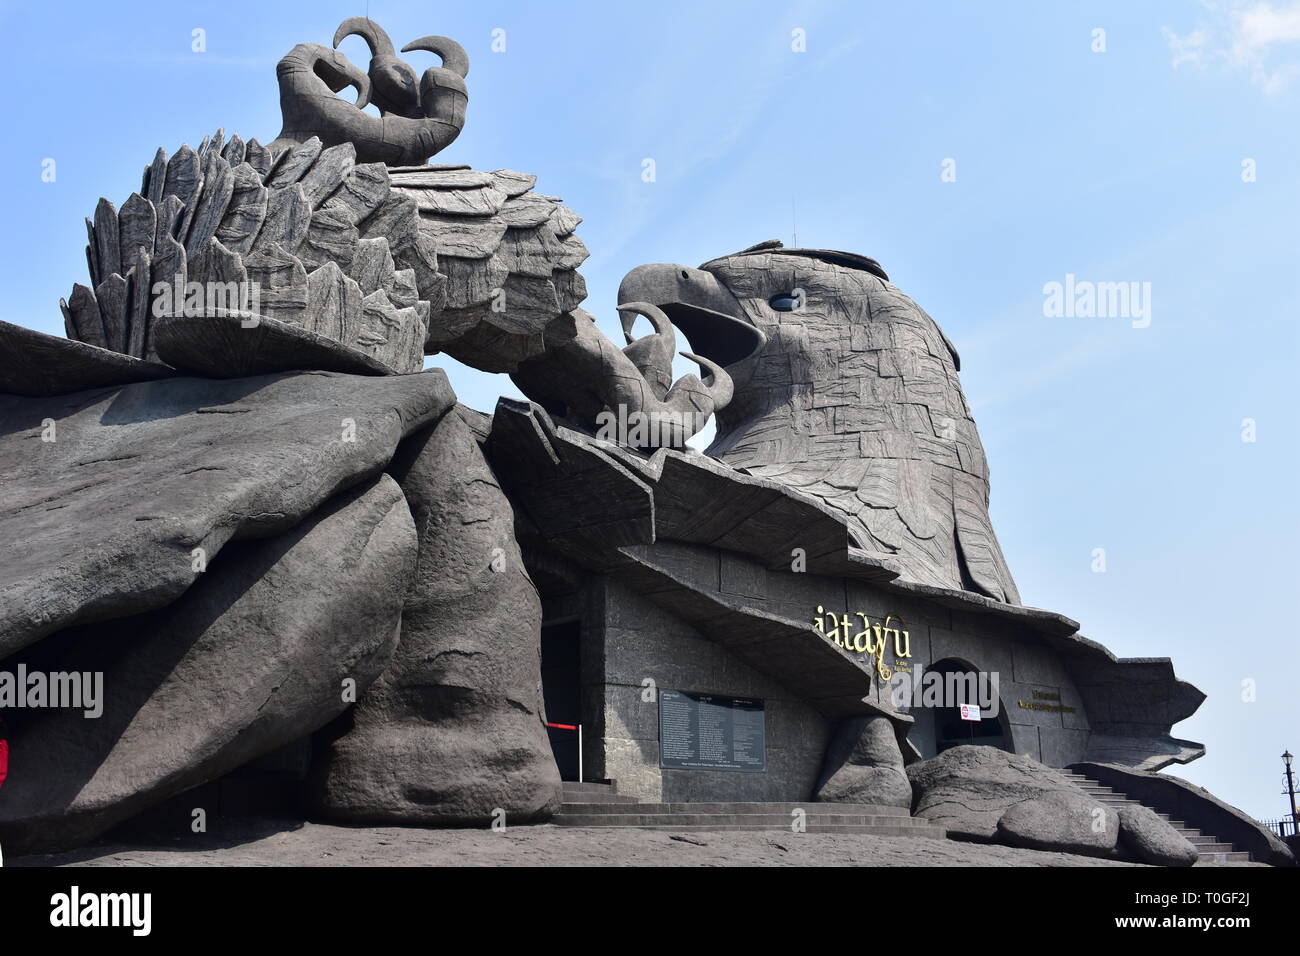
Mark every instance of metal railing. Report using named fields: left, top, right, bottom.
left=1259, top=817, right=1297, bottom=838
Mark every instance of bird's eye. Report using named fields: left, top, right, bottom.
left=768, top=292, right=801, bottom=312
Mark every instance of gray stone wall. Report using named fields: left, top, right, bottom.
left=768, top=555, right=1091, bottom=767
left=557, top=544, right=1096, bottom=799
left=633, top=541, right=1092, bottom=765
left=577, top=576, right=830, bottom=802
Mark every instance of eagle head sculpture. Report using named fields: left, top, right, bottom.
left=617, top=239, right=1022, bottom=605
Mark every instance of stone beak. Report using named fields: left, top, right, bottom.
left=616, top=263, right=765, bottom=369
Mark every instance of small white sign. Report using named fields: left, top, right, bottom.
left=960, top=703, right=981, bottom=722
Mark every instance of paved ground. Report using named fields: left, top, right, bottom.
left=9, top=817, right=1258, bottom=867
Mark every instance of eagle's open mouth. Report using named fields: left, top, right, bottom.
left=616, top=263, right=765, bottom=369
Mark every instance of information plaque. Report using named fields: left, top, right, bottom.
left=658, top=690, right=766, bottom=772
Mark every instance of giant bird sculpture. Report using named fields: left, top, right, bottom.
left=0, top=16, right=1242, bottom=865
left=48, top=16, right=1015, bottom=598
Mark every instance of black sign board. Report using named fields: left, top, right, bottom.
left=658, top=690, right=766, bottom=772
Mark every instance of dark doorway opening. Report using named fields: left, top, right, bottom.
left=925, top=658, right=1013, bottom=754
left=540, top=619, right=581, bottom=781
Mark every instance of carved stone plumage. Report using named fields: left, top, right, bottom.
left=60, top=134, right=589, bottom=379
left=617, top=243, right=1021, bottom=603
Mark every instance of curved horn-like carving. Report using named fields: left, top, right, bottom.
left=680, top=351, right=733, bottom=404
left=400, top=36, right=470, bottom=78
left=401, top=36, right=470, bottom=128
left=617, top=301, right=675, bottom=401
left=510, top=307, right=736, bottom=451
left=618, top=300, right=670, bottom=342
left=284, top=43, right=371, bottom=108
left=269, top=41, right=464, bottom=164
left=335, top=17, right=421, bottom=118
left=650, top=352, right=735, bottom=447
left=333, top=17, right=396, bottom=56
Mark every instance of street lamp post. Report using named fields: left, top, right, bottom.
left=1284, top=751, right=1298, bottom=838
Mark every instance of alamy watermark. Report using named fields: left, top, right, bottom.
left=0, top=665, right=103, bottom=718
left=50, top=886, right=151, bottom=936
left=888, top=668, right=1001, bottom=717
left=151, top=274, right=262, bottom=325
left=1042, top=274, right=1151, bottom=328
left=593, top=405, right=703, bottom=448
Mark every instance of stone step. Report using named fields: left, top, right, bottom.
left=1068, top=771, right=1251, bottom=862
left=1189, top=841, right=1237, bottom=853
left=1197, top=851, right=1252, bottom=864
left=1073, top=780, right=1176, bottom=820
left=560, top=782, right=639, bottom=803
left=556, top=811, right=938, bottom=828
left=554, top=820, right=948, bottom=837
left=556, top=800, right=913, bottom=817
left=561, top=781, right=619, bottom=794
left=556, top=808, right=932, bottom=825
left=560, top=794, right=642, bottom=805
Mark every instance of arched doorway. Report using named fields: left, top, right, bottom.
left=906, top=658, right=1013, bottom=759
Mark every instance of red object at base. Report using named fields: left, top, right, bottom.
left=0, top=739, right=8, bottom=790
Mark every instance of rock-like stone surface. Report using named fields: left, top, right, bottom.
left=0, top=369, right=453, bottom=657
left=995, top=791, right=1119, bottom=858
left=216, top=163, right=268, bottom=255
left=0, top=318, right=174, bottom=396
left=93, top=273, right=129, bottom=352
left=1071, top=661, right=1208, bottom=771
left=1116, top=803, right=1199, bottom=866
left=60, top=283, right=106, bottom=349
left=185, top=152, right=235, bottom=256
left=259, top=184, right=311, bottom=251
left=153, top=311, right=399, bottom=378
left=815, top=715, right=912, bottom=808
left=92, top=198, right=121, bottom=282
left=0, top=475, right=416, bottom=856
left=908, top=745, right=1116, bottom=854
left=118, top=193, right=156, bottom=277
left=18, top=821, right=1162, bottom=868
left=162, top=145, right=201, bottom=218
left=313, top=407, right=562, bottom=825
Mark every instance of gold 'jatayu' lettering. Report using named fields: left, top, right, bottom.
left=814, top=606, right=912, bottom=680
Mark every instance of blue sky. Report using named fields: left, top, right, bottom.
left=2, top=0, right=1297, bottom=822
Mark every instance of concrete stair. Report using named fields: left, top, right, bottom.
left=1059, top=772, right=1251, bottom=863
left=561, top=781, right=640, bottom=804
left=557, top=781, right=946, bottom=837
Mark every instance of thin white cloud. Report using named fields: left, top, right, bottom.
left=1164, top=1, right=1300, bottom=93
